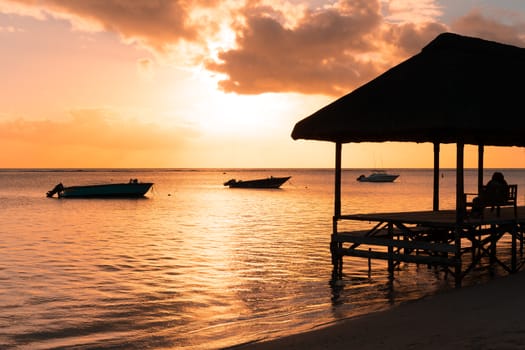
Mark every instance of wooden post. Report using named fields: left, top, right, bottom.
left=512, top=223, right=517, bottom=272
left=368, top=248, right=372, bottom=277
left=478, top=145, right=484, bottom=194
left=455, top=142, right=465, bottom=287
left=490, top=224, right=496, bottom=265
left=334, top=142, right=342, bottom=219
left=456, top=142, right=465, bottom=223
left=331, top=142, right=343, bottom=280
left=387, top=222, right=394, bottom=278
left=516, top=224, right=525, bottom=257
left=433, top=142, right=440, bottom=211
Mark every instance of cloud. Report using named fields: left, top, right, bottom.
left=382, top=0, right=443, bottom=24
left=0, top=0, right=213, bottom=51
left=207, top=1, right=383, bottom=95
left=206, top=0, right=447, bottom=95
left=450, top=10, right=525, bottom=47
left=0, top=109, right=205, bottom=167
left=0, top=109, right=199, bottom=150
left=2, top=0, right=525, bottom=97
left=0, top=25, right=22, bottom=32
left=137, top=58, right=155, bottom=79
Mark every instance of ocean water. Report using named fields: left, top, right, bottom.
left=1, top=168, right=524, bottom=349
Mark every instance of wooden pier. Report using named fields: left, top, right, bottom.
left=290, top=34, right=525, bottom=290
left=331, top=206, right=525, bottom=287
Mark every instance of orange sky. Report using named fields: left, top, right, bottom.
left=1, top=0, right=525, bottom=168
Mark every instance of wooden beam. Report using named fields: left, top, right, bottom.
left=334, top=235, right=456, bottom=253
left=336, top=248, right=456, bottom=265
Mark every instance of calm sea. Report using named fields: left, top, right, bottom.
left=1, top=168, right=525, bottom=349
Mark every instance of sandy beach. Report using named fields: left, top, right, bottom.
left=233, top=272, right=525, bottom=349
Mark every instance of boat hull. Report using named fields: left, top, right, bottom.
left=357, top=173, right=399, bottom=182
left=224, top=176, right=291, bottom=189
left=58, top=183, right=153, bottom=198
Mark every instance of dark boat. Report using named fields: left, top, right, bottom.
left=46, top=179, right=154, bottom=198
left=223, top=176, right=291, bottom=189
left=356, top=170, right=399, bottom=182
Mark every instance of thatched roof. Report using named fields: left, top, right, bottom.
left=291, top=32, right=525, bottom=147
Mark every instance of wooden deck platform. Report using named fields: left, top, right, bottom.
left=331, top=206, right=525, bottom=287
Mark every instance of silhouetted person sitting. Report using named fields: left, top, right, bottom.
left=471, top=171, right=509, bottom=217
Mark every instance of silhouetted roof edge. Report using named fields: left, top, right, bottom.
left=291, top=32, right=525, bottom=147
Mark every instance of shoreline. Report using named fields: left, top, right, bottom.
left=231, top=272, right=525, bottom=349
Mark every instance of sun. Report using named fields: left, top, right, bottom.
left=201, top=93, right=278, bottom=136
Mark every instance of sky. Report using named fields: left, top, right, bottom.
left=2, top=0, right=525, bottom=169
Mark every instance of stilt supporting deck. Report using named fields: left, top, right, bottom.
left=454, top=226, right=462, bottom=287
left=330, top=208, right=525, bottom=287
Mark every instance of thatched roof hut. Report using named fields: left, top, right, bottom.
left=291, top=32, right=525, bottom=220
left=292, top=32, right=525, bottom=146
